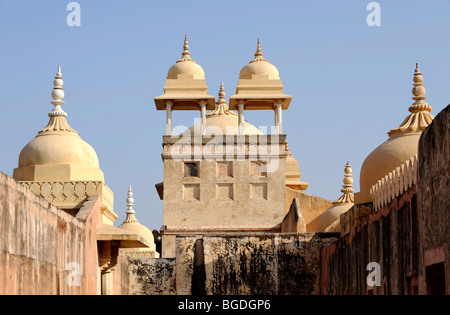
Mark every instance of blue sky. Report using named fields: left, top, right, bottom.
left=1, top=0, right=449, bottom=230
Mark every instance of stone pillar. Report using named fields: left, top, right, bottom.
left=238, top=101, right=245, bottom=135
left=200, top=100, right=207, bottom=135
left=166, top=100, right=173, bottom=136
left=276, top=103, right=282, bottom=134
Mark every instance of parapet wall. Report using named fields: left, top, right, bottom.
left=0, top=171, right=101, bottom=294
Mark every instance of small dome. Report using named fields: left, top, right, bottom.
left=166, top=34, right=206, bottom=80
left=285, top=146, right=308, bottom=190
left=167, top=61, right=205, bottom=79
left=239, top=61, right=280, bottom=80
left=238, top=39, right=280, bottom=80
left=119, top=186, right=156, bottom=248
left=317, top=203, right=353, bottom=232
left=119, top=221, right=155, bottom=245
left=318, top=162, right=354, bottom=232
left=19, top=133, right=100, bottom=169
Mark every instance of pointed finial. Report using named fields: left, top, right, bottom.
left=177, top=34, right=195, bottom=63
left=218, top=82, right=225, bottom=100
left=334, top=162, right=355, bottom=204
left=207, top=82, right=237, bottom=117
left=182, top=34, right=190, bottom=56
left=250, top=38, right=268, bottom=63
left=255, top=38, right=263, bottom=57
left=126, top=185, right=135, bottom=215
left=49, top=65, right=67, bottom=117
left=387, top=63, right=434, bottom=137
left=412, top=62, right=426, bottom=101
left=123, top=185, right=139, bottom=224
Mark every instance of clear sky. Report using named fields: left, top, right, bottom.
left=1, top=0, right=449, bottom=231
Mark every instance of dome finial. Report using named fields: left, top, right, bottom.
left=334, top=161, right=355, bottom=204
left=123, top=185, right=139, bottom=223
left=387, top=63, right=434, bottom=137
left=49, top=65, right=67, bottom=117
left=177, top=34, right=195, bottom=63
left=250, top=38, right=268, bottom=63
left=207, top=82, right=238, bottom=117
left=218, top=82, right=225, bottom=100
left=38, top=66, right=76, bottom=134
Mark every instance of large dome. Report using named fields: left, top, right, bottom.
left=13, top=66, right=104, bottom=183
left=356, top=64, right=434, bottom=204
left=186, top=115, right=263, bottom=136
left=359, top=134, right=420, bottom=199
left=19, top=133, right=100, bottom=169
left=185, top=83, right=263, bottom=136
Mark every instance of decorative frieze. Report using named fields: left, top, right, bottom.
left=370, top=155, right=418, bottom=211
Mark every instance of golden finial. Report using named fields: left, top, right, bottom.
left=250, top=38, right=268, bottom=63
left=39, top=66, right=76, bottom=134
left=334, top=162, right=355, bottom=204
left=123, top=185, right=139, bottom=223
left=218, top=82, right=226, bottom=102
left=177, top=34, right=195, bottom=63
left=388, top=63, right=434, bottom=137
left=207, top=82, right=237, bottom=116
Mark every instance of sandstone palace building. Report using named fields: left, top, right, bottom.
left=0, top=37, right=449, bottom=295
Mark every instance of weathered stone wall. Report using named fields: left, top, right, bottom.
left=0, top=171, right=99, bottom=294
left=321, top=186, right=421, bottom=294
left=418, top=104, right=450, bottom=294
left=128, top=258, right=176, bottom=295
left=130, top=233, right=338, bottom=295
left=201, top=234, right=338, bottom=295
